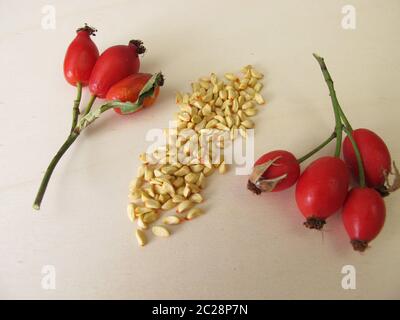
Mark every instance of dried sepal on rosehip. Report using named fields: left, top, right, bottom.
left=247, top=150, right=300, bottom=194
left=377, top=161, right=400, bottom=197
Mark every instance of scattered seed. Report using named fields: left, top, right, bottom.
left=190, top=193, right=203, bottom=203
left=177, top=200, right=194, bottom=213
left=145, top=199, right=161, bottom=209
left=135, top=229, right=147, bottom=246
left=163, top=215, right=181, bottom=225
left=152, top=225, right=170, bottom=237
left=186, top=208, right=203, bottom=220
left=127, top=203, right=135, bottom=222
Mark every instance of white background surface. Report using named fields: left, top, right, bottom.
left=1, top=0, right=399, bottom=299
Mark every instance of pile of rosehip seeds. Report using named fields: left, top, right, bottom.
left=248, top=54, right=399, bottom=252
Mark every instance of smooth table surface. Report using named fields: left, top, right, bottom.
left=1, top=0, right=399, bottom=299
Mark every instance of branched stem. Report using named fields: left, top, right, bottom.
left=343, top=126, right=366, bottom=187
left=83, top=94, right=96, bottom=116
left=33, top=72, right=164, bottom=210
left=71, top=82, right=82, bottom=132
left=297, top=132, right=336, bottom=163
left=313, top=53, right=343, bottom=157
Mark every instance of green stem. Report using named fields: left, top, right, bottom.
left=297, top=132, right=336, bottom=163
left=83, top=94, right=96, bottom=116
left=343, top=126, right=366, bottom=187
left=33, top=72, right=164, bottom=210
left=33, top=132, right=80, bottom=210
left=71, top=82, right=82, bottom=132
left=313, top=53, right=343, bottom=157
left=338, top=107, right=353, bottom=132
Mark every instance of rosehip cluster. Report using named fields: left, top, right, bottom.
left=248, top=54, right=399, bottom=252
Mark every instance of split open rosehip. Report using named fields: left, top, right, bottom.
left=248, top=150, right=300, bottom=194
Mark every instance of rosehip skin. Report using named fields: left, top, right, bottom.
left=342, top=187, right=386, bottom=252
left=106, top=73, right=160, bottom=114
left=295, top=156, right=350, bottom=229
left=343, top=128, right=391, bottom=188
left=89, top=40, right=145, bottom=98
left=63, top=27, right=99, bottom=86
left=254, top=150, right=300, bottom=192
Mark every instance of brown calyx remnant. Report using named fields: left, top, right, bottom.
left=247, top=180, right=262, bottom=195
left=351, top=239, right=369, bottom=252
left=129, top=39, right=146, bottom=54
left=303, top=217, right=326, bottom=230
left=76, top=23, right=97, bottom=36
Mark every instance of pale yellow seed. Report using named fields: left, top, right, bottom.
left=176, top=92, right=183, bottom=104
left=254, top=93, right=265, bottom=105
left=141, top=191, right=152, bottom=202
left=183, top=184, right=191, bottom=198
left=248, top=77, right=257, bottom=87
left=238, top=110, right=247, bottom=121
left=186, top=208, right=203, bottom=220
left=136, top=166, right=145, bottom=178
left=162, top=182, right=175, bottom=195
left=185, top=172, right=199, bottom=184
left=152, top=225, right=170, bottom=237
left=135, top=206, right=153, bottom=215
left=225, top=116, right=233, bottom=128
left=178, top=112, right=191, bottom=122
left=244, top=108, right=257, bottom=116
left=135, top=229, right=147, bottom=246
left=239, top=78, right=249, bottom=90
left=242, top=101, right=254, bottom=110
left=128, top=190, right=141, bottom=202
left=196, top=172, right=205, bottom=188
left=215, top=97, right=223, bottom=107
left=241, top=65, right=253, bottom=73
left=199, top=80, right=210, bottom=89
left=172, top=177, right=185, bottom=188
left=254, top=82, right=263, bottom=92
left=219, top=89, right=228, bottom=100
left=224, top=73, right=237, bottom=81
left=177, top=200, right=194, bottom=213
left=239, top=127, right=247, bottom=138
left=161, top=199, right=177, bottom=210
left=195, top=118, right=206, bottom=131
left=163, top=215, right=181, bottom=225
left=206, top=119, right=218, bottom=129
left=182, top=93, right=189, bottom=104
left=210, top=73, right=217, bottom=84
left=127, top=203, right=135, bottom=222
left=250, top=69, right=264, bottom=79
left=143, top=211, right=159, bottom=224
left=190, top=193, right=203, bottom=203
left=213, top=115, right=225, bottom=124
left=181, top=104, right=192, bottom=114
left=191, top=164, right=204, bottom=173
left=174, top=166, right=190, bottom=176
left=137, top=215, right=148, bottom=230
left=139, top=153, right=148, bottom=164
left=172, top=194, right=185, bottom=203
left=216, top=123, right=230, bottom=131
left=144, top=167, right=154, bottom=181
left=145, top=199, right=161, bottom=209
left=203, top=166, right=215, bottom=177
left=241, top=119, right=255, bottom=129
left=188, top=183, right=201, bottom=193
left=177, top=186, right=185, bottom=196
